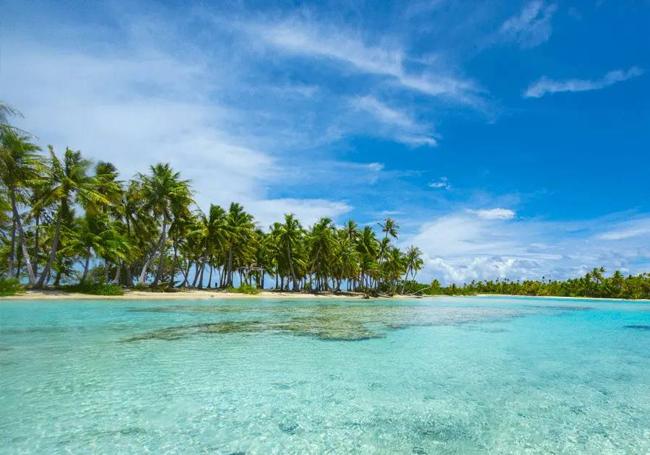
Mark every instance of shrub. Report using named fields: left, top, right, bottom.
left=61, top=282, right=124, bottom=296
left=0, top=277, right=24, bottom=296
left=131, top=283, right=178, bottom=293
left=225, top=284, right=260, bottom=295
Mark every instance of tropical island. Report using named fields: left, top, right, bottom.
left=2, top=102, right=649, bottom=300
left=3, top=2, right=650, bottom=453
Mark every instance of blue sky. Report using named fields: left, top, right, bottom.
left=2, top=0, right=649, bottom=282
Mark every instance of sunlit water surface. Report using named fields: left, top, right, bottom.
left=1, top=296, right=650, bottom=454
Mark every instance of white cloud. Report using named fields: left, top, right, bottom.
left=396, top=135, right=439, bottom=147
left=354, top=96, right=415, bottom=129
left=2, top=42, right=271, bottom=208
left=1, top=31, right=353, bottom=223
left=429, top=177, right=450, bottom=190
left=246, top=19, right=482, bottom=104
left=352, top=95, right=438, bottom=147
left=404, top=212, right=650, bottom=284
left=469, top=208, right=516, bottom=220
left=598, top=218, right=650, bottom=241
left=500, top=1, right=557, bottom=48
left=524, top=67, right=644, bottom=98
left=246, top=198, right=352, bottom=229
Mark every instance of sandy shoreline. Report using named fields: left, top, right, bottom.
left=0, top=289, right=382, bottom=301
left=2, top=291, right=647, bottom=302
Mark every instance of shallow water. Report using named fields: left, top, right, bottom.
left=1, top=296, right=649, bottom=454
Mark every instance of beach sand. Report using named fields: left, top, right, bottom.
left=1, top=289, right=377, bottom=301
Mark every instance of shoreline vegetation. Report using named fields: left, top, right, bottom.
left=1, top=102, right=650, bottom=300
left=2, top=288, right=649, bottom=302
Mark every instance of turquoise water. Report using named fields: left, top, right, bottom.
left=1, top=296, right=650, bottom=454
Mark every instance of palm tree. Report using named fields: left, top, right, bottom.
left=333, top=229, right=360, bottom=291
left=222, top=203, right=255, bottom=287
left=379, top=217, right=399, bottom=241
left=308, top=217, right=336, bottom=291
left=382, top=247, right=405, bottom=293
left=277, top=213, right=304, bottom=291
left=356, top=225, right=379, bottom=290
left=343, top=219, right=359, bottom=242
left=138, top=163, right=192, bottom=286
left=0, top=127, right=42, bottom=284
left=0, top=101, right=20, bottom=127
left=35, top=147, right=109, bottom=288
left=401, top=246, right=424, bottom=293
left=206, top=204, right=228, bottom=287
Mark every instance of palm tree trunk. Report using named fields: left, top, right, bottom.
left=54, top=268, right=62, bottom=287
left=8, top=209, right=16, bottom=277
left=33, top=214, right=40, bottom=278
left=125, top=264, right=133, bottom=287
left=226, top=249, right=233, bottom=286
left=198, top=261, right=205, bottom=289
left=14, top=236, right=22, bottom=279
left=10, top=193, right=36, bottom=285
left=113, top=262, right=121, bottom=283
left=170, top=244, right=178, bottom=286
left=152, top=220, right=167, bottom=286
left=215, top=266, right=222, bottom=288
left=287, top=246, right=298, bottom=291
left=81, top=247, right=91, bottom=282
left=138, top=254, right=153, bottom=285
left=192, top=262, right=203, bottom=288
left=180, top=261, right=191, bottom=287
left=36, top=208, right=62, bottom=288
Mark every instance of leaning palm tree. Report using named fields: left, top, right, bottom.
left=0, top=126, right=42, bottom=284
left=35, top=147, right=109, bottom=288
left=401, top=246, right=424, bottom=293
left=378, top=217, right=399, bottom=261
left=0, top=101, right=20, bottom=127
left=138, top=163, right=192, bottom=286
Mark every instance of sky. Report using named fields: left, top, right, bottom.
left=1, top=0, right=649, bottom=283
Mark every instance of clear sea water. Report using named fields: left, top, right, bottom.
left=1, top=296, right=649, bottom=454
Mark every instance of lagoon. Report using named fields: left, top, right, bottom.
left=1, top=296, right=649, bottom=454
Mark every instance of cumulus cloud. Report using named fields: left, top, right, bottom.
left=1, top=22, right=356, bottom=221
left=246, top=199, right=352, bottom=230
left=404, top=212, right=650, bottom=284
left=500, top=1, right=557, bottom=48
left=524, top=67, right=644, bottom=98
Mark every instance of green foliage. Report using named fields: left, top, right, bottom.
left=225, top=284, right=261, bottom=295
left=422, top=268, right=650, bottom=300
left=3, top=106, right=648, bottom=300
left=0, top=277, right=24, bottom=296
left=132, top=283, right=178, bottom=293
left=60, top=282, right=124, bottom=296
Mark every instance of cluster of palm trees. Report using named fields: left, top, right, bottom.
left=427, top=268, right=650, bottom=300
left=0, top=103, right=424, bottom=293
